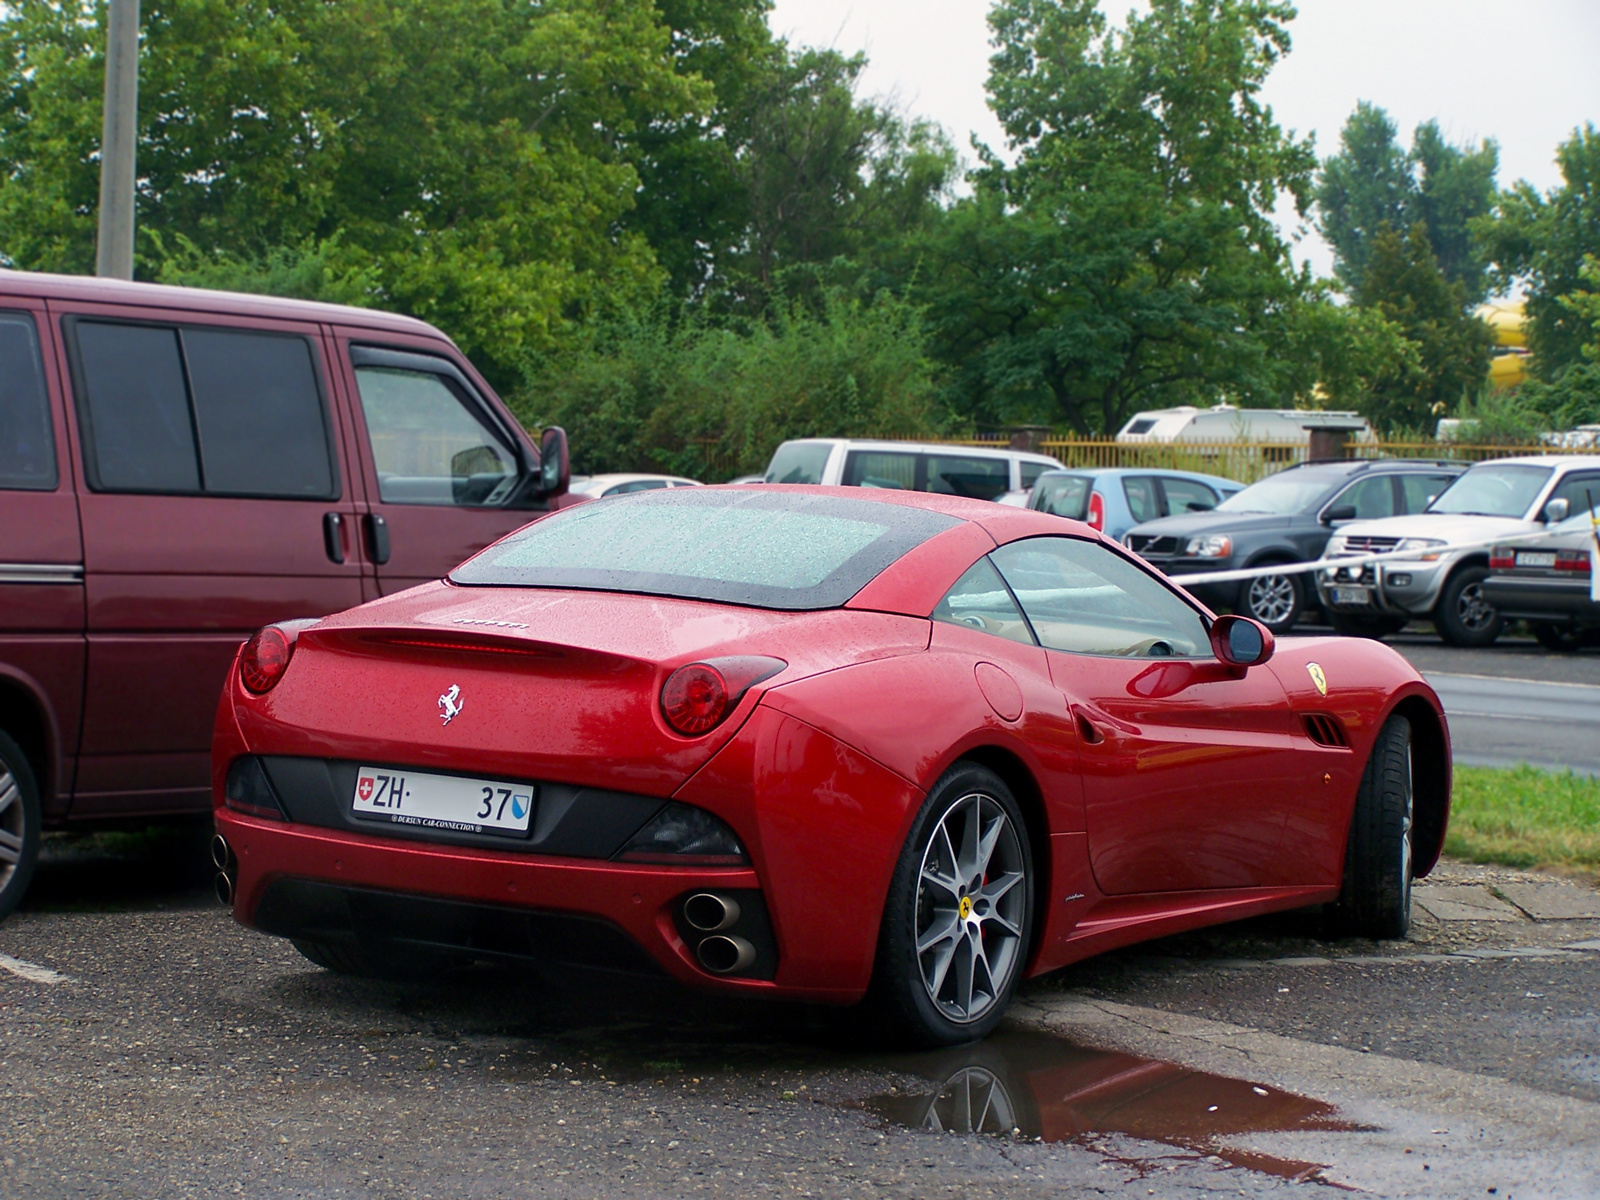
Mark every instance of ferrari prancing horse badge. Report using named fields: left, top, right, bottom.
left=1306, top=662, right=1327, bottom=696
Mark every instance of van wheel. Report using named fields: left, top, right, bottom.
left=1330, top=714, right=1414, bottom=940
left=1433, top=566, right=1503, bottom=647
left=0, top=730, right=43, bottom=922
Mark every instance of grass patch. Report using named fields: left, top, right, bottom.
left=1446, top=764, right=1600, bottom=872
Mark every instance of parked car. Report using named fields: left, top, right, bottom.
left=1317, top=456, right=1600, bottom=647
left=213, top=486, right=1448, bottom=1045
left=1123, top=459, right=1465, bottom=635
left=763, top=439, right=1061, bottom=502
left=1027, top=468, right=1243, bottom=541
left=1483, top=500, right=1600, bottom=650
left=568, top=473, right=701, bottom=499
left=0, top=270, right=572, bottom=919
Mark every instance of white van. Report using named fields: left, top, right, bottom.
left=762, top=438, right=1062, bottom=502
left=1116, top=404, right=1376, bottom=444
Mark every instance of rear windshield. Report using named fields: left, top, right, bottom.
left=450, top=488, right=960, bottom=610
left=765, top=441, right=832, bottom=484
left=1031, top=473, right=1091, bottom=518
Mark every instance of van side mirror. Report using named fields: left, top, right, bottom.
left=538, top=427, right=570, bottom=497
left=1543, top=497, right=1570, bottom=524
left=1322, top=504, right=1357, bottom=524
left=1210, top=614, right=1275, bottom=668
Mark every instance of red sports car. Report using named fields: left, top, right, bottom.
left=212, top=487, right=1449, bottom=1045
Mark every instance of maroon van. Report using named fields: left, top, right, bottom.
left=0, top=270, right=571, bottom=917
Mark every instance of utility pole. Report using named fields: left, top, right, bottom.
left=95, top=0, right=139, bottom=280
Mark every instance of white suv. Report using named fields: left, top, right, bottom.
left=1317, top=455, right=1600, bottom=645
left=762, top=438, right=1062, bottom=502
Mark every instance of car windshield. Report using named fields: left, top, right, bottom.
left=1214, top=471, right=1345, bottom=515
left=765, top=441, right=831, bottom=484
left=450, top=488, right=960, bottom=610
left=1427, top=464, right=1554, bottom=518
left=1031, top=474, right=1092, bottom=519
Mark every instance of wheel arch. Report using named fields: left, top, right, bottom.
left=953, top=744, right=1052, bottom=963
left=1393, top=694, right=1450, bottom=878
left=0, top=672, right=56, bottom=807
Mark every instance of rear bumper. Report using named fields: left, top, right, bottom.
left=1482, top=576, right=1599, bottom=624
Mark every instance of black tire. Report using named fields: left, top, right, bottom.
left=1328, top=612, right=1408, bottom=640
left=1331, top=713, right=1414, bottom=939
left=1433, top=566, right=1504, bottom=647
left=867, top=763, right=1034, bottom=1047
left=292, top=938, right=463, bottom=980
left=0, top=730, right=43, bottom=923
left=1238, top=567, right=1303, bottom=635
left=1531, top=622, right=1587, bottom=652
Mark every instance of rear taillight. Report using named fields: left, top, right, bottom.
left=1087, top=490, right=1105, bottom=531
left=240, top=626, right=296, bottom=693
left=660, top=656, right=786, bottom=737
left=1556, top=550, right=1593, bottom=574
left=1488, top=547, right=1514, bottom=569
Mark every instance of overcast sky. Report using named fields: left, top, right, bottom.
left=766, top=0, right=1600, bottom=280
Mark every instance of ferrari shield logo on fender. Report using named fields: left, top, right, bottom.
left=1306, top=663, right=1328, bottom=696
left=438, top=683, right=464, bottom=726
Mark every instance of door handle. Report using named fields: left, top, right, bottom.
left=322, top=512, right=345, bottom=564
left=364, top=512, right=391, bottom=565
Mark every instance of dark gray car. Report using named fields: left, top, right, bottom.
left=1123, top=459, right=1465, bottom=634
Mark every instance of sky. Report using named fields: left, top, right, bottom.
left=766, top=0, right=1600, bottom=280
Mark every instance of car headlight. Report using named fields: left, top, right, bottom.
left=1325, top=536, right=1348, bottom=556
left=1184, top=535, right=1232, bottom=558
left=1395, top=537, right=1446, bottom=562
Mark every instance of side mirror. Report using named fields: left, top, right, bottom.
left=1211, top=614, right=1275, bottom=668
left=1322, top=504, right=1357, bottom=524
left=538, top=426, right=570, bottom=497
left=1543, top=497, right=1570, bottom=524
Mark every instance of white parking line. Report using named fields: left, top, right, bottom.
left=0, top=953, right=67, bottom=984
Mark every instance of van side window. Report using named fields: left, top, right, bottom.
left=0, top=312, right=58, bottom=491
left=76, top=323, right=198, bottom=492
left=353, top=366, right=516, bottom=506
left=925, top=454, right=1009, bottom=500
left=185, top=329, right=334, bottom=498
left=1019, top=461, right=1049, bottom=490
left=73, top=321, right=337, bottom=498
left=843, top=451, right=915, bottom=490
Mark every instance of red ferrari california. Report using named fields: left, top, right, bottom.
left=213, top=487, right=1449, bottom=1045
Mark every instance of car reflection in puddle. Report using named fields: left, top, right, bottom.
left=862, top=1030, right=1366, bottom=1186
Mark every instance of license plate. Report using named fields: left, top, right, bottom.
left=1332, top=587, right=1371, bottom=605
left=352, top=767, right=534, bottom=836
left=1516, top=551, right=1557, bottom=568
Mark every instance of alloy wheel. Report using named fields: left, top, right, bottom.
left=1247, top=574, right=1297, bottom=626
left=1455, top=582, right=1497, bottom=632
left=0, top=762, right=23, bottom=895
left=1399, top=740, right=1414, bottom=913
left=921, top=1066, right=1018, bottom=1135
left=914, top=792, right=1027, bottom=1025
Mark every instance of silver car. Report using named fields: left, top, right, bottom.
left=1316, top=455, right=1600, bottom=645
left=1483, top=503, right=1600, bottom=650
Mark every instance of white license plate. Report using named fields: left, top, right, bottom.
left=352, top=767, right=534, bottom=836
left=1332, top=587, right=1371, bottom=605
left=1516, top=551, right=1557, bottom=568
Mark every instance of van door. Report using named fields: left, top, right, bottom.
left=0, top=301, right=85, bottom=822
left=331, top=335, right=541, bottom=594
left=52, top=304, right=366, bottom=818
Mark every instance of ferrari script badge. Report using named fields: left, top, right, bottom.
left=438, top=683, right=464, bottom=726
left=1306, top=663, right=1328, bottom=696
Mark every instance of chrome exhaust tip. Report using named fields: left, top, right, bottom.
left=683, top=892, right=741, bottom=933
left=210, top=834, right=232, bottom=872
left=696, top=934, right=756, bottom=975
left=214, top=871, right=235, bottom=907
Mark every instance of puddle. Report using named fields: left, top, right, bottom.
left=863, top=1029, right=1365, bottom=1185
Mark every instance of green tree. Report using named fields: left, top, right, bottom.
left=1316, top=103, right=1498, bottom=301
left=1353, top=223, right=1492, bottom=432
left=1479, top=124, right=1600, bottom=381
left=914, top=0, right=1318, bottom=434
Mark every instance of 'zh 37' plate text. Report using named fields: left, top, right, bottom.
left=352, top=767, right=535, bottom=836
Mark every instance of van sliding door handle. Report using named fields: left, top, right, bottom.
left=322, top=512, right=345, bottom=564
left=364, top=512, right=391, bottom=565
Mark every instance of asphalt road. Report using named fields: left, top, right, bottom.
left=4, top=836, right=1599, bottom=1198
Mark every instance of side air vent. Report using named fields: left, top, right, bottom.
left=1303, top=713, right=1349, bottom=748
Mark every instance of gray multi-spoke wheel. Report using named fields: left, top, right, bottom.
left=869, top=763, right=1034, bottom=1046
left=1331, top=713, right=1415, bottom=939
left=920, top=1066, right=1018, bottom=1135
left=1240, top=569, right=1301, bottom=634
left=0, top=730, right=43, bottom=922
left=1434, top=566, right=1504, bottom=647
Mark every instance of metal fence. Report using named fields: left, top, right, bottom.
left=693, top=436, right=1572, bottom=485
